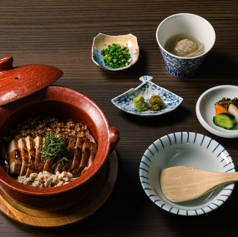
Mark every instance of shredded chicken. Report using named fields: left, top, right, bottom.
left=17, top=170, right=75, bottom=187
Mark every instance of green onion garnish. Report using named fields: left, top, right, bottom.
left=101, top=43, right=131, bottom=68
left=40, top=130, right=68, bottom=166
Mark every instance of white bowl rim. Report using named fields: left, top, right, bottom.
left=139, top=131, right=235, bottom=216
left=93, top=32, right=138, bottom=39
left=156, top=13, right=216, bottom=59
left=196, top=85, right=238, bottom=138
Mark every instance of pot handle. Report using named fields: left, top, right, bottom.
left=109, top=126, right=120, bottom=153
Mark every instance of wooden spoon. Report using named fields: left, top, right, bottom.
left=160, top=166, right=236, bottom=203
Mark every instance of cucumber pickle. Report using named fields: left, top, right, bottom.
left=213, top=113, right=237, bottom=129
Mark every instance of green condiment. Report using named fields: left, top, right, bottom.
left=40, top=130, right=68, bottom=166
left=101, top=43, right=131, bottom=68
left=133, top=96, right=148, bottom=112
left=149, top=95, right=165, bottom=111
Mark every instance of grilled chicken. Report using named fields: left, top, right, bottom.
left=43, top=159, right=55, bottom=173
left=87, top=142, right=97, bottom=168
left=25, top=136, right=35, bottom=177
left=34, top=136, right=44, bottom=172
left=81, top=142, right=97, bottom=174
left=2, top=132, right=97, bottom=177
left=81, top=132, right=98, bottom=174
left=54, top=163, right=62, bottom=173
left=61, top=135, right=77, bottom=171
left=70, top=136, right=84, bottom=173
left=18, top=138, right=30, bottom=176
left=8, top=139, right=22, bottom=175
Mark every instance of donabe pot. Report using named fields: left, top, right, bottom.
left=0, top=86, right=120, bottom=210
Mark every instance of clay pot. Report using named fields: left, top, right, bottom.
left=0, top=58, right=120, bottom=211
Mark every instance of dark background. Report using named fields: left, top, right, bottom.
left=0, top=0, right=238, bottom=236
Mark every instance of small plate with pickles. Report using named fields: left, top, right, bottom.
left=111, top=75, right=183, bottom=116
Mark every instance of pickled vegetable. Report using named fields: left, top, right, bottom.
left=213, top=113, right=237, bottom=129
left=228, top=104, right=238, bottom=128
left=215, top=104, right=229, bottom=115
left=133, top=96, right=147, bottom=112
left=148, top=95, right=165, bottom=111
left=216, top=97, right=238, bottom=110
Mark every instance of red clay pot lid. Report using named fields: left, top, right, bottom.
left=0, top=56, right=63, bottom=106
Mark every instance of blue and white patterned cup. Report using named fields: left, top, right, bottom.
left=156, top=13, right=216, bottom=78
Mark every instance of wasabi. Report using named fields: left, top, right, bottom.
left=133, top=96, right=147, bottom=112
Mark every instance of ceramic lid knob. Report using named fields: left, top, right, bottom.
left=0, top=56, right=13, bottom=71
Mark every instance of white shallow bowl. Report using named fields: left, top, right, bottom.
left=111, top=75, right=183, bottom=116
left=196, top=85, right=238, bottom=138
left=92, top=33, right=139, bottom=71
left=139, top=132, right=235, bottom=216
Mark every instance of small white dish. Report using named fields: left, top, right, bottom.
left=139, top=132, right=235, bottom=216
left=196, top=85, right=238, bottom=138
left=111, top=75, right=183, bottom=116
left=92, top=33, right=139, bottom=71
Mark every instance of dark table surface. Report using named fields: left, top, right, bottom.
left=0, top=0, right=238, bottom=236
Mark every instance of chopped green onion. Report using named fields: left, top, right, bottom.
left=101, top=43, right=131, bottom=68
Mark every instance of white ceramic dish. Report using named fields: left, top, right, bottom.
left=139, top=132, right=235, bottom=216
left=111, top=75, right=183, bottom=116
left=196, top=85, right=238, bottom=138
left=92, top=33, right=139, bottom=71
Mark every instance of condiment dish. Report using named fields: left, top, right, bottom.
left=139, top=132, right=235, bottom=216
left=196, top=85, right=238, bottom=138
left=92, top=33, right=139, bottom=71
left=111, top=75, right=183, bottom=116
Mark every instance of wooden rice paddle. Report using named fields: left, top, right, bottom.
left=160, top=166, right=237, bottom=203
